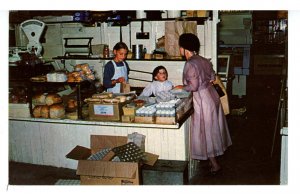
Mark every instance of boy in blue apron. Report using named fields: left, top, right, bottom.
left=103, top=42, right=130, bottom=93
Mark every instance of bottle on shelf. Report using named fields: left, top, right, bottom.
left=103, top=45, right=109, bottom=58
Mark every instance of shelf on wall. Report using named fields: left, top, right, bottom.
left=53, top=56, right=185, bottom=61
left=105, top=16, right=210, bottom=26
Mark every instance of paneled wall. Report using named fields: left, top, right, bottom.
left=9, top=119, right=190, bottom=169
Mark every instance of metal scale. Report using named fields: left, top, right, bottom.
left=20, top=19, right=46, bottom=56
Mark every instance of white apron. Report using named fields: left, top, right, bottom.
left=107, top=60, right=128, bottom=93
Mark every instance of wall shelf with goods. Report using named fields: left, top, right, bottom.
left=251, top=11, right=288, bottom=76
left=252, top=11, right=287, bottom=55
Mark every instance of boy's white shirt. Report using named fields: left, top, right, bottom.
left=140, top=80, right=173, bottom=97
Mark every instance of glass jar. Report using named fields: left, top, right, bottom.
left=103, top=45, right=109, bottom=58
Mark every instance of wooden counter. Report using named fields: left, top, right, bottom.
left=9, top=110, right=198, bottom=177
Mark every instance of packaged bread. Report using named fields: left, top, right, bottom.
left=56, top=72, right=67, bottom=82
left=84, top=98, right=102, bottom=103
left=92, top=93, right=109, bottom=99
left=74, top=64, right=82, bottom=71
left=86, top=73, right=95, bottom=80
left=81, top=63, right=92, bottom=74
left=49, top=104, right=65, bottom=119
left=46, top=72, right=67, bottom=82
left=30, top=75, right=47, bottom=82
left=33, top=105, right=43, bottom=118
left=32, top=93, right=47, bottom=105
left=45, top=93, right=62, bottom=106
left=40, top=105, right=50, bottom=118
left=67, top=72, right=83, bottom=82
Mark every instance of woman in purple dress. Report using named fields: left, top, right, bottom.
left=175, top=33, right=232, bottom=174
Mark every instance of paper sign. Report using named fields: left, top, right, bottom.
left=94, top=105, right=114, bottom=116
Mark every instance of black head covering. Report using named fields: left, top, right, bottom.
left=179, top=33, right=200, bottom=53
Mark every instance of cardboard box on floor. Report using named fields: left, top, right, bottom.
left=66, top=135, right=158, bottom=185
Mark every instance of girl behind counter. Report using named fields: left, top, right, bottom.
left=140, top=65, right=173, bottom=97
left=103, top=42, right=130, bottom=93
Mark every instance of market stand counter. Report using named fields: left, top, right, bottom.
left=9, top=107, right=199, bottom=179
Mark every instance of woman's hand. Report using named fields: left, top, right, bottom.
left=173, top=85, right=184, bottom=90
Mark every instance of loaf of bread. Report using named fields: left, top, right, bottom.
left=40, top=105, right=50, bottom=118
left=49, top=104, right=65, bottom=119
left=45, top=93, right=62, bottom=106
left=33, top=105, right=43, bottom=118
left=32, top=93, right=47, bottom=105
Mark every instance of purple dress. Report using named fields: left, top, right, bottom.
left=182, top=55, right=232, bottom=160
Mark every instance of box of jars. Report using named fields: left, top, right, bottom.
left=134, top=104, right=156, bottom=124
left=133, top=98, right=189, bottom=125
left=155, top=99, right=181, bottom=125
left=132, top=90, right=193, bottom=125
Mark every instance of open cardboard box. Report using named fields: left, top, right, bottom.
left=66, top=135, right=158, bottom=185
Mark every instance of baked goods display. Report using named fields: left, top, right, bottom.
left=67, top=63, right=95, bottom=82
left=28, top=81, right=192, bottom=124
left=84, top=92, right=134, bottom=104
left=32, top=93, right=65, bottom=119
left=30, top=63, right=95, bottom=83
